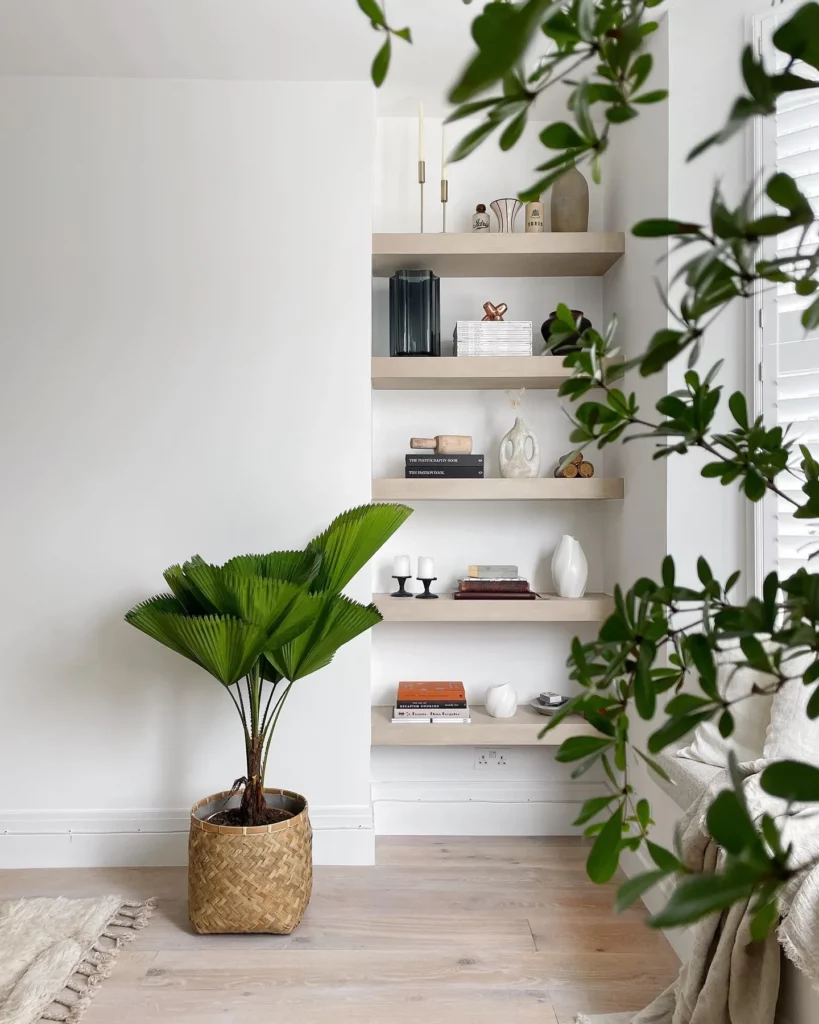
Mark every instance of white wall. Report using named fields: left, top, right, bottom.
left=371, top=116, right=609, bottom=833
left=665, top=0, right=752, bottom=597
left=0, top=77, right=376, bottom=866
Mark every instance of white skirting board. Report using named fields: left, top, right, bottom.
left=0, top=806, right=375, bottom=868
left=372, top=779, right=608, bottom=837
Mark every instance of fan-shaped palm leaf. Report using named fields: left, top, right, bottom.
left=126, top=597, right=268, bottom=686
left=222, top=550, right=322, bottom=585
left=180, top=560, right=315, bottom=641
left=163, top=564, right=216, bottom=615
left=219, top=573, right=318, bottom=645
left=267, top=593, right=382, bottom=681
left=125, top=595, right=192, bottom=658
left=306, top=503, right=411, bottom=593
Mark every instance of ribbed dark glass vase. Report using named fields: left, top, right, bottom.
left=389, top=270, right=441, bottom=357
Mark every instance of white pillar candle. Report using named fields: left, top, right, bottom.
left=441, top=121, right=447, bottom=181
left=393, top=555, right=411, bottom=577
left=417, top=556, right=435, bottom=579
left=418, top=102, right=424, bottom=162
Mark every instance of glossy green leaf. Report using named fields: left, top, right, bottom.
left=540, top=122, right=587, bottom=149
left=761, top=760, right=819, bottom=802
left=555, top=735, right=613, bottom=763
left=587, top=805, right=624, bottom=884
left=649, top=873, right=757, bottom=928
left=371, top=38, right=391, bottom=87
left=616, top=869, right=670, bottom=913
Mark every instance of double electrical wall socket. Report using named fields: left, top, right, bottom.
left=474, top=748, right=511, bottom=770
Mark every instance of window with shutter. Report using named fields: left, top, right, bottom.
left=756, top=7, right=819, bottom=581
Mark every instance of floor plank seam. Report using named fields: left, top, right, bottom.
left=134, top=950, right=160, bottom=988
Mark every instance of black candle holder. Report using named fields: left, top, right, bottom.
left=416, top=577, right=438, bottom=599
left=391, top=575, right=413, bottom=598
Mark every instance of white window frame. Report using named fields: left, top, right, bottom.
left=749, top=0, right=816, bottom=593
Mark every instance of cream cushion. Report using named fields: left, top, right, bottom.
left=763, top=651, right=819, bottom=765
left=677, top=648, right=775, bottom=768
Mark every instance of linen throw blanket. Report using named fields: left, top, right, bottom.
left=577, top=762, right=819, bottom=1024
left=0, top=896, right=154, bottom=1024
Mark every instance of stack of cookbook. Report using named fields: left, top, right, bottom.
left=391, top=681, right=470, bottom=724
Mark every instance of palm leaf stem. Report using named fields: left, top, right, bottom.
left=248, top=663, right=261, bottom=737
left=233, top=679, right=249, bottom=737
left=259, top=678, right=281, bottom=737
left=262, top=680, right=294, bottom=781
left=226, top=683, right=252, bottom=760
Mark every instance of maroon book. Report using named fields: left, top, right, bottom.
left=458, top=579, right=531, bottom=593
left=453, top=591, right=539, bottom=601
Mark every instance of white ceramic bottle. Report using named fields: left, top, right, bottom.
left=551, top=535, right=588, bottom=598
left=525, top=199, right=544, bottom=232
left=485, top=681, right=518, bottom=719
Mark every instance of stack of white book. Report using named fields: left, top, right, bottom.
left=454, top=321, right=533, bottom=357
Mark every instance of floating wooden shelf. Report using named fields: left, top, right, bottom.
left=371, top=704, right=596, bottom=746
left=372, top=232, right=625, bottom=278
left=372, top=478, right=624, bottom=502
left=373, top=592, right=613, bottom=623
left=372, top=356, right=569, bottom=390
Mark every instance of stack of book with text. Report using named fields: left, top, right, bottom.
left=454, top=564, right=537, bottom=601
left=391, top=681, right=470, bottom=724
left=454, top=321, right=533, bottom=357
left=405, top=453, right=484, bottom=478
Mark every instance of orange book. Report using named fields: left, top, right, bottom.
left=397, top=681, right=466, bottom=704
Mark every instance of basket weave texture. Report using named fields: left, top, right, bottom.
left=188, top=788, right=313, bottom=934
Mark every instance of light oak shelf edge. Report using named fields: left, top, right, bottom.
left=372, top=232, right=626, bottom=278
left=372, top=478, right=624, bottom=501
left=372, top=356, right=569, bottom=391
left=373, top=592, right=613, bottom=623
left=371, top=704, right=595, bottom=746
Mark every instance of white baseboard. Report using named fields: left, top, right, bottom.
left=0, top=805, right=375, bottom=868
left=620, top=844, right=691, bottom=962
left=373, top=779, right=607, bottom=836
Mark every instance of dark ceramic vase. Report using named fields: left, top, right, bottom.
left=540, top=309, right=593, bottom=355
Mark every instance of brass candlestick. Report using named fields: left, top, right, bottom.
left=418, top=160, right=426, bottom=233
left=441, top=178, right=449, bottom=233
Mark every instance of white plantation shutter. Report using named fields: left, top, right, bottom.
left=757, top=8, right=819, bottom=580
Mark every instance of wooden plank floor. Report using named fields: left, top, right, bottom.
left=0, top=837, right=679, bottom=1024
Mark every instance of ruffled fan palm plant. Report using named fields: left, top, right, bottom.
left=126, top=503, right=411, bottom=826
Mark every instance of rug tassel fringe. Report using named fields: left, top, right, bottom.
left=37, top=897, right=155, bottom=1024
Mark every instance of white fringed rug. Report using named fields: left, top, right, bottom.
left=0, top=896, right=154, bottom=1024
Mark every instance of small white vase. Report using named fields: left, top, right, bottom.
left=551, top=535, right=588, bottom=598
left=485, top=682, right=518, bottom=718
left=499, top=417, right=541, bottom=478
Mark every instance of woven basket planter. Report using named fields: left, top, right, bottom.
left=188, top=788, right=312, bottom=934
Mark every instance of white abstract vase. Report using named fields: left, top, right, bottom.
left=485, top=681, right=518, bottom=719
left=499, top=417, right=540, bottom=478
left=551, top=535, right=588, bottom=598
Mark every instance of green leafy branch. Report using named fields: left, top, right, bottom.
left=357, top=0, right=412, bottom=86
left=356, top=0, right=819, bottom=935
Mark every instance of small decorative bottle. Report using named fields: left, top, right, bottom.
left=472, top=203, right=490, bottom=233
left=525, top=198, right=544, bottom=232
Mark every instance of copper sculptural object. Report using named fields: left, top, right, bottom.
left=482, top=301, right=508, bottom=321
